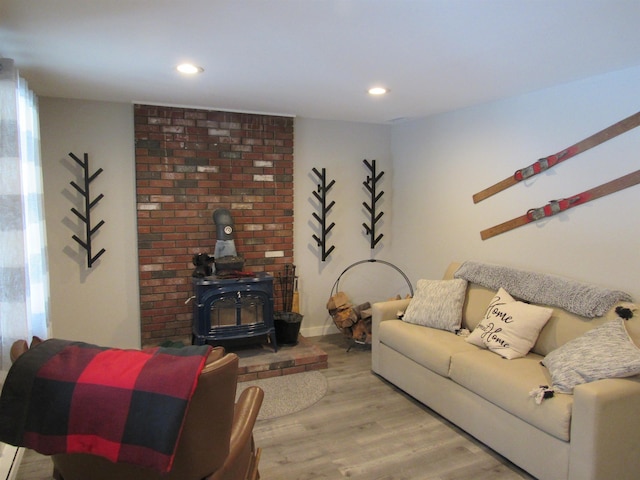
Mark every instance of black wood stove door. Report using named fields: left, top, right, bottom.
left=192, top=274, right=277, bottom=350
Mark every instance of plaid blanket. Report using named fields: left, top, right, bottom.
left=0, top=339, right=212, bottom=473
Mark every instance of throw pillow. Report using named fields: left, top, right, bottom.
left=402, top=279, right=467, bottom=332
left=542, top=319, right=640, bottom=394
left=466, top=287, right=553, bottom=359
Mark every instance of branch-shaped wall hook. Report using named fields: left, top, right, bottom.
left=362, top=159, right=384, bottom=248
left=311, top=167, right=336, bottom=261
left=69, top=152, right=106, bottom=268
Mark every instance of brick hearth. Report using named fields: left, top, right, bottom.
left=232, top=336, right=328, bottom=382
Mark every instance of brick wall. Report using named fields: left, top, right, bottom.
left=134, top=105, right=294, bottom=347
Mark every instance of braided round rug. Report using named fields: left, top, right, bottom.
left=236, top=370, right=328, bottom=420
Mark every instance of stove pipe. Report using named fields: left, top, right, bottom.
left=213, top=208, right=234, bottom=240
left=213, top=208, right=238, bottom=259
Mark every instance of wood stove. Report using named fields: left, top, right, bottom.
left=191, top=273, right=277, bottom=350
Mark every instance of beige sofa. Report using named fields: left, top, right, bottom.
left=372, top=262, right=640, bottom=480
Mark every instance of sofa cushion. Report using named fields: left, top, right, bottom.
left=466, top=288, right=553, bottom=359
left=443, top=262, right=497, bottom=331
left=379, top=320, right=478, bottom=377
left=449, top=349, right=573, bottom=441
left=460, top=283, right=499, bottom=331
left=402, top=278, right=467, bottom=332
left=532, top=301, right=636, bottom=357
left=542, top=318, right=640, bottom=394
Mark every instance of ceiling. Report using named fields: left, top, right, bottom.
left=2, top=0, right=640, bottom=124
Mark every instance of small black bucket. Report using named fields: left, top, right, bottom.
left=274, top=312, right=303, bottom=345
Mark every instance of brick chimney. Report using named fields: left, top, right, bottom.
left=134, top=105, right=294, bottom=347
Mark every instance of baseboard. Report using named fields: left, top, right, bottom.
left=0, top=443, right=23, bottom=480
left=300, top=324, right=339, bottom=338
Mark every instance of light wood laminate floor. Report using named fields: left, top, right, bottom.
left=17, top=334, right=534, bottom=480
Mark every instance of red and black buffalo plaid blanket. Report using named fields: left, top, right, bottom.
left=0, top=339, right=212, bottom=473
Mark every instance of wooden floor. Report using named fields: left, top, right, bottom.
left=16, top=334, right=535, bottom=480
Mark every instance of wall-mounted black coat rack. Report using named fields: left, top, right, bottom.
left=69, top=152, right=106, bottom=268
left=311, top=167, right=336, bottom=261
left=362, top=159, right=385, bottom=249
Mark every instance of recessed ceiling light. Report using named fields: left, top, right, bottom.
left=176, top=63, right=204, bottom=74
left=368, top=87, right=389, bottom=95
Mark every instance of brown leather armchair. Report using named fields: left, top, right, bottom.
left=49, top=347, right=263, bottom=480
left=9, top=339, right=29, bottom=363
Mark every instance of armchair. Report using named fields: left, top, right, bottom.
left=49, top=347, right=263, bottom=480
left=9, top=339, right=28, bottom=363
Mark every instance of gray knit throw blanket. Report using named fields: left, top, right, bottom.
left=454, top=261, right=632, bottom=318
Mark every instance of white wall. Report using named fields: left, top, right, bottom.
left=389, top=66, right=640, bottom=300
left=39, top=98, right=141, bottom=348
left=293, top=118, right=401, bottom=337
left=37, top=65, right=640, bottom=346
left=38, top=101, right=393, bottom=345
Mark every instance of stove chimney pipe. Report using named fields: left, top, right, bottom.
left=213, top=208, right=238, bottom=259
left=213, top=208, right=234, bottom=240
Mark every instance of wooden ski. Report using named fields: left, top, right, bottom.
left=473, top=111, right=640, bottom=203
left=480, top=169, right=640, bottom=240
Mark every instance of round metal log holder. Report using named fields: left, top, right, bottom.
left=329, top=259, right=414, bottom=351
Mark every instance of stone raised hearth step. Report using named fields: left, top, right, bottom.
left=231, top=335, right=328, bottom=382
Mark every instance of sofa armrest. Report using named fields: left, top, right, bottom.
left=371, top=299, right=411, bottom=373
left=372, top=299, right=411, bottom=331
left=373, top=298, right=412, bottom=318
left=569, top=376, right=640, bottom=480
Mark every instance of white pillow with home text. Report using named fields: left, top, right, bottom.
left=466, top=287, right=553, bottom=359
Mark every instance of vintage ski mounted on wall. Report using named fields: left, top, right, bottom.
left=473, top=111, right=640, bottom=203
left=480, top=169, right=640, bottom=240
